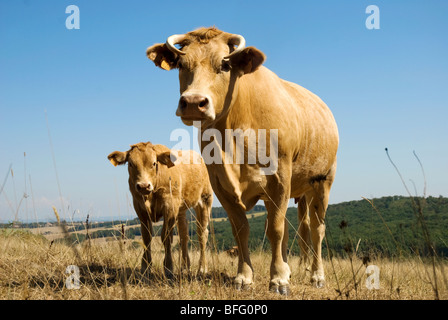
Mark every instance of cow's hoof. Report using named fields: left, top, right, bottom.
left=269, top=283, right=290, bottom=296
left=311, top=278, right=325, bottom=289
left=311, top=272, right=325, bottom=288
left=233, top=274, right=252, bottom=291
left=233, top=281, right=251, bottom=291
left=233, top=277, right=252, bottom=291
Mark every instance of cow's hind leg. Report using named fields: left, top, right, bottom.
left=297, top=196, right=311, bottom=271
left=308, top=164, right=336, bottom=288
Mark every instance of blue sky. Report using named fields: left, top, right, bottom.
left=1, top=0, right=447, bottom=222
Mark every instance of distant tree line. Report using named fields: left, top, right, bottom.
left=1, top=217, right=142, bottom=230
left=209, top=204, right=266, bottom=219
left=209, top=196, right=448, bottom=258
left=6, top=196, right=448, bottom=258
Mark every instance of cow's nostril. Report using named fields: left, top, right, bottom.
left=136, top=182, right=152, bottom=194
left=178, top=94, right=209, bottom=114
left=179, top=97, right=188, bottom=110
left=199, top=98, right=208, bottom=109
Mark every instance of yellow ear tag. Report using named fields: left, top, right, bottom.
left=161, top=60, right=171, bottom=70
left=109, top=158, right=118, bottom=167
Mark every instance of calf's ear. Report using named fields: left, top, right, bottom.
left=157, top=151, right=177, bottom=168
left=108, top=151, right=128, bottom=167
left=230, top=46, right=266, bottom=74
left=146, top=43, right=178, bottom=71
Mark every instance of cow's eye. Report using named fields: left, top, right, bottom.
left=177, top=61, right=183, bottom=69
left=153, top=162, right=157, bottom=167
left=221, top=60, right=232, bottom=72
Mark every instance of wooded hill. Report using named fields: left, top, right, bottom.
left=6, top=196, right=447, bottom=258
left=86, top=195, right=447, bottom=258
left=210, top=195, right=448, bottom=258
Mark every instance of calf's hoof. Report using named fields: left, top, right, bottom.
left=164, top=269, right=175, bottom=280
left=196, top=267, right=207, bottom=279
left=140, top=272, right=151, bottom=284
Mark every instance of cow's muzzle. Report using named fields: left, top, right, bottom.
left=136, top=182, right=153, bottom=195
left=176, top=93, right=211, bottom=120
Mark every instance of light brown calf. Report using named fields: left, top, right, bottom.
left=108, top=142, right=213, bottom=278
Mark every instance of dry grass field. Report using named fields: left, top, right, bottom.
left=0, top=227, right=446, bottom=300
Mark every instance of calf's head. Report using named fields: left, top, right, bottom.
left=108, top=142, right=175, bottom=195
left=147, top=27, right=266, bottom=126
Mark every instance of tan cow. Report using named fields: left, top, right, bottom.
left=146, top=27, right=339, bottom=294
left=108, top=142, right=213, bottom=278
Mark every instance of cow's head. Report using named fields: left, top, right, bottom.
left=108, top=142, right=175, bottom=195
left=147, top=27, right=265, bottom=127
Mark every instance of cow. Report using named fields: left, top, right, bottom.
left=146, top=27, right=339, bottom=294
left=108, top=142, right=213, bottom=279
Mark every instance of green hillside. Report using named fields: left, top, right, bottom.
left=8, top=196, right=446, bottom=258
left=209, top=196, right=448, bottom=258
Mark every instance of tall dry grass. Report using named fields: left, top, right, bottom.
left=0, top=228, right=446, bottom=300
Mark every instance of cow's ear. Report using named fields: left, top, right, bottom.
left=146, top=43, right=178, bottom=71
left=157, top=151, right=177, bottom=168
left=230, top=46, right=266, bottom=74
left=108, top=151, right=128, bottom=167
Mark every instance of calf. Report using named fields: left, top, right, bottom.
left=108, top=142, right=213, bottom=278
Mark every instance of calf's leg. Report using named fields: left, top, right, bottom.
left=133, top=198, right=153, bottom=280
left=177, top=209, right=191, bottom=272
left=140, top=218, right=153, bottom=278
left=194, top=203, right=210, bottom=275
left=161, top=216, right=175, bottom=278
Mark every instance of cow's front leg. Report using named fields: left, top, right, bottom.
left=219, top=193, right=253, bottom=290
left=264, top=170, right=292, bottom=295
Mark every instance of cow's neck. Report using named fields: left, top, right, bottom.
left=197, top=67, right=275, bottom=212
